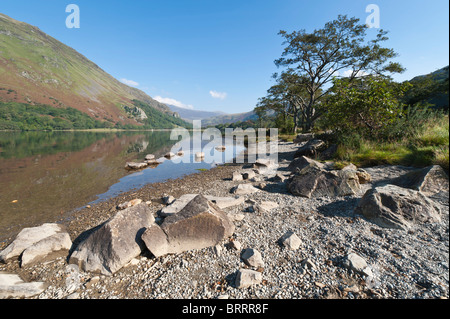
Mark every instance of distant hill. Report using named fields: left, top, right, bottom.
left=0, top=13, right=187, bottom=129
left=200, top=111, right=257, bottom=127
left=166, top=103, right=257, bottom=127
left=167, top=104, right=225, bottom=122
left=404, top=65, right=449, bottom=110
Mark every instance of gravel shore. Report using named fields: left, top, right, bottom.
left=0, top=141, right=448, bottom=300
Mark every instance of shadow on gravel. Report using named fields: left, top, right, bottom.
left=317, top=198, right=361, bottom=218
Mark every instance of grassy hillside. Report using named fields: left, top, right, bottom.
left=0, top=13, right=183, bottom=129
left=0, top=100, right=190, bottom=131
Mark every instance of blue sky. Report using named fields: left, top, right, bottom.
left=1, top=0, right=449, bottom=114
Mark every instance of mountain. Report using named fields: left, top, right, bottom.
left=405, top=66, right=449, bottom=110
left=200, top=110, right=257, bottom=127
left=0, top=13, right=186, bottom=129
left=167, top=104, right=225, bottom=122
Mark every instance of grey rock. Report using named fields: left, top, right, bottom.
left=142, top=195, right=235, bottom=258
left=162, top=195, right=176, bottom=205
left=287, top=165, right=360, bottom=198
left=279, top=231, right=302, bottom=250
left=391, top=165, right=449, bottom=196
left=355, top=184, right=442, bottom=230
left=294, top=139, right=326, bottom=158
left=69, top=203, right=155, bottom=275
left=241, top=248, right=264, bottom=268
left=293, top=133, right=315, bottom=144
left=242, top=170, right=256, bottom=180
left=235, top=269, right=262, bottom=288
left=253, top=201, right=279, bottom=214
left=288, top=156, right=324, bottom=172
left=160, top=194, right=244, bottom=217
left=342, top=253, right=373, bottom=277
left=125, top=162, right=147, bottom=170
left=232, top=171, right=244, bottom=181
left=231, top=184, right=260, bottom=195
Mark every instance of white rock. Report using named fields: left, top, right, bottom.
left=254, top=201, right=279, bottom=213
left=230, top=240, right=242, bottom=251
left=279, top=231, right=301, bottom=250
left=342, top=253, right=373, bottom=277
left=232, top=171, right=244, bottom=181
left=0, top=272, right=47, bottom=299
left=235, top=269, right=262, bottom=289
left=0, top=223, right=68, bottom=264
left=241, top=248, right=264, bottom=268
left=231, top=184, right=260, bottom=195
left=21, top=232, right=72, bottom=267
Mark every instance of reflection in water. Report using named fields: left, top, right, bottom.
left=0, top=131, right=245, bottom=241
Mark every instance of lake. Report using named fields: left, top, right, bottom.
left=0, top=130, right=246, bottom=242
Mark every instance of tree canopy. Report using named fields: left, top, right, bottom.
left=257, top=15, right=405, bottom=133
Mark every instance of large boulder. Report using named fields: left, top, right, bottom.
left=288, top=156, right=324, bottom=172
left=0, top=223, right=71, bottom=265
left=294, top=139, right=326, bottom=158
left=354, top=184, right=442, bottom=230
left=142, top=195, right=235, bottom=258
left=391, top=165, right=449, bottom=196
left=69, top=203, right=155, bottom=275
left=160, top=194, right=245, bottom=217
left=287, top=164, right=360, bottom=198
left=293, top=133, right=315, bottom=144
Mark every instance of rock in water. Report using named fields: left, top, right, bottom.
left=287, top=165, right=360, bottom=198
left=69, top=203, right=155, bottom=275
left=142, top=195, right=235, bottom=258
left=355, top=184, right=442, bottom=230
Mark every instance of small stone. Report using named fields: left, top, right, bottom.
left=235, top=269, right=262, bottom=289
left=231, top=184, right=259, bottom=195
left=241, top=248, right=264, bottom=268
left=242, top=170, right=256, bottom=180
left=342, top=253, right=373, bottom=277
left=211, top=244, right=223, bottom=257
left=279, top=231, right=301, bottom=250
left=228, top=213, right=245, bottom=222
left=230, top=240, right=242, bottom=251
left=232, top=171, right=244, bottom=181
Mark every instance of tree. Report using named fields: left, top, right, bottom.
left=324, top=75, right=410, bottom=138
left=274, top=15, right=405, bottom=131
left=256, top=70, right=311, bottom=134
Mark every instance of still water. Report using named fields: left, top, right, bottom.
left=0, top=131, right=245, bottom=241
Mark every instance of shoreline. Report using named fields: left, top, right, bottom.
left=0, top=141, right=448, bottom=300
